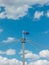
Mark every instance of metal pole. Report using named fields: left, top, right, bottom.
left=22, top=30, right=29, bottom=65
left=22, top=31, right=25, bottom=65
left=22, top=42, right=25, bottom=65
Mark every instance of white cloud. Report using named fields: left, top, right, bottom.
left=0, top=56, right=49, bottom=65
left=2, top=37, right=16, bottom=43
left=47, top=11, right=49, bottom=17
left=34, top=11, right=43, bottom=19
left=20, top=49, right=49, bottom=61
left=39, top=50, right=49, bottom=59
left=28, top=60, right=49, bottom=65
left=6, top=49, right=16, bottom=55
left=4, top=5, right=29, bottom=19
left=0, top=49, right=16, bottom=55
left=0, top=56, right=22, bottom=65
left=0, top=49, right=49, bottom=65
left=20, top=50, right=39, bottom=60
left=0, top=0, right=49, bottom=19
left=25, top=52, right=39, bottom=60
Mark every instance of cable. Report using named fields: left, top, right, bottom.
left=26, top=39, right=49, bottom=50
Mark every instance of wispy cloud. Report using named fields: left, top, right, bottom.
left=44, top=31, right=49, bottom=34
left=34, top=11, right=43, bottom=19
left=0, top=28, right=3, bottom=33
left=0, top=49, right=16, bottom=55
left=2, top=37, right=16, bottom=43
left=47, top=11, right=49, bottom=18
left=2, top=37, right=20, bottom=43
left=41, top=31, right=49, bottom=34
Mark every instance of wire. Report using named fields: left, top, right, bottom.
left=26, top=39, right=49, bottom=60
left=27, top=39, right=49, bottom=49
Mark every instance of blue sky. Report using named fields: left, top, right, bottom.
left=0, top=0, right=49, bottom=65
